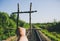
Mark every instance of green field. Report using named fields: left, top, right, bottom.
left=41, top=29, right=60, bottom=41
left=34, top=22, right=60, bottom=41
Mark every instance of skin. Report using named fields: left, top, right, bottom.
left=18, top=27, right=28, bottom=41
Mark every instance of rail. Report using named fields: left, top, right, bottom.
left=26, top=25, right=51, bottom=41
left=26, top=25, right=43, bottom=41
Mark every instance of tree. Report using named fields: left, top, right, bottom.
left=10, top=13, right=17, bottom=22
left=0, top=12, right=17, bottom=40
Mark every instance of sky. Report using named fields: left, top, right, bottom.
left=0, top=0, right=60, bottom=23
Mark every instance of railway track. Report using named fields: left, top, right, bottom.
left=26, top=25, right=43, bottom=41
left=27, top=29, right=43, bottom=41
left=26, top=25, right=51, bottom=41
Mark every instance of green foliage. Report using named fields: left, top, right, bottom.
left=0, top=12, right=9, bottom=27
left=35, top=22, right=60, bottom=33
left=8, top=19, right=16, bottom=28
left=18, top=20, right=25, bottom=27
left=0, top=27, right=4, bottom=35
left=47, top=22, right=60, bottom=32
left=0, top=12, right=17, bottom=40
left=0, top=12, right=28, bottom=40
left=1, top=35, right=8, bottom=40
left=23, top=23, right=29, bottom=28
left=10, top=13, right=17, bottom=22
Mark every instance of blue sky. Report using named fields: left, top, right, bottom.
left=0, top=0, right=60, bottom=23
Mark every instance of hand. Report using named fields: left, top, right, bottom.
left=17, top=27, right=28, bottom=41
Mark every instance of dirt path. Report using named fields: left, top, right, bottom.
left=5, top=36, right=17, bottom=41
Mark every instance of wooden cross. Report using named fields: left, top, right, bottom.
left=12, top=3, right=37, bottom=41
left=12, top=3, right=37, bottom=30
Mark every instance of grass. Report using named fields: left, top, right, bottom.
left=41, top=29, right=60, bottom=41
left=35, top=24, right=60, bottom=41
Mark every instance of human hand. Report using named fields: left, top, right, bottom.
left=18, top=27, right=28, bottom=41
